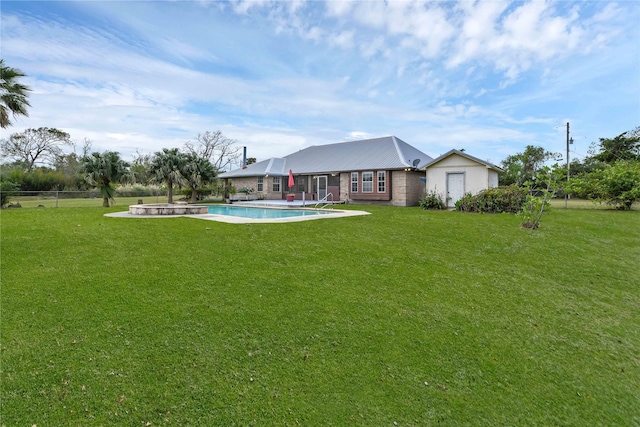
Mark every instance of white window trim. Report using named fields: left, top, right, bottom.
left=362, top=171, right=374, bottom=193
left=351, top=172, right=358, bottom=193
left=272, top=176, right=280, bottom=192
left=377, top=171, right=386, bottom=193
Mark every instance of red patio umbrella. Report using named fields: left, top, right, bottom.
left=288, top=169, right=295, bottom=190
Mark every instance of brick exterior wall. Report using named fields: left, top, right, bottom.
left=344, top=170, right=424, bottom=207
left=227, top=170, right=425, bottom=206
left=405, top=171, right=426, bottom=206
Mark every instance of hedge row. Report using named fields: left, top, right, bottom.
left=455, top=186, right=528, bottom=213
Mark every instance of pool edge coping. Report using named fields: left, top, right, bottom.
left=104, top=208, right=370, bottom=224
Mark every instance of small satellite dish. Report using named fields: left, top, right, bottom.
left=412, top=159, right=421, bottom=168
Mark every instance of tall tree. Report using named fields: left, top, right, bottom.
left=0, top=59, right=32, bottom=128
left=500, top=145, right=557, bottom=187
left=149, top=148, right=187, bottom=204
left=182, top=152, right=217, bottom=203
left=1, top=127, right=71, bottom=172
left=131, top=150, right=153, bottom=186
left=184, top=130, right=241, bottom=171
left=53, top=138, right=92, bottom=189
left=592, top=128, right=640, bottom=163
left=81, top=151, right=132, bottom=207
left=568, top=160, right=640, bottom=210
left=567, top=127, right=640, bottom=210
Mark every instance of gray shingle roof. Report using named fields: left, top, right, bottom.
left=221, top=136, right=432, bottom=178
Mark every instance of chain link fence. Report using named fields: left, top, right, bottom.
left=1, top=190, right=172, bottom=209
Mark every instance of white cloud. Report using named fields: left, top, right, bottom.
left=328, top=30, right=355, bottom=49
left=447, top=1, right=509, bottom=68
left=231, top=0, right=271, bottom=15
left=304, top=26, right=323, bottom=43
left=346, top=131, right=372, bottom=140
left=352, top=1, right=388, bottom=29
left=157, top=36, right=219, bottom=64
left=359, top=36, right=388, bottom=60
left=324, top=1, right=355, bottom=18
left=445, top=1, right=590, bottom=80
left=1, top=0, right=637, bottom=167
left=321, top=1, right=628, bottom=84
left=475, top=88, right=488, bottom=98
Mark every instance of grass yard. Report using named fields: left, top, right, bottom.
left=1, top=205, right=639, bottom=426
left=549, top=198, right=639, bottom=210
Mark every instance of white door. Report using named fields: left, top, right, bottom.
left=447, top=173, right=464, bottom=208
left=318, top=176, right=328, bottom=200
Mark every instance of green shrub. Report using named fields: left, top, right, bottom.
left=568, top=160, right=640, bottom=210
left=116, top=186, right=159, bottom=197
left=3, top=168, right=77, bottom=191
left=0, top=181, right=18, bottom=208
left=454, top=186, right=528, bottom=213
left=454, top=193, right=476, bottom=212
left=518, top=166, right=560, bottom=229
left=177, top=186, right=212, bottom=201
left=419, top=190, right=446, bottom=210
left=520, top=195, right=551, bottom=229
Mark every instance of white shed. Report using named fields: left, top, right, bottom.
left=423, top=149, right=502, bottom=208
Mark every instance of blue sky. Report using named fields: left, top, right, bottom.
left=1, top=0, right=638, bottom=167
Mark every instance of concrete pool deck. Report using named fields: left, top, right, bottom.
left=231, top=199, right=344, bottom=208
left=105, top=203, right=369, bottom=224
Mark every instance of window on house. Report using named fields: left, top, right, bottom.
left=377, top=171, right=386, bottom=192
left=362, top=171, right=373, bottom=193
left=351, top=172, right=358, bottom=192
left=257, top=176, right=263, bottom=192
left=291, top=176, right=309, bottom=193
left=272, top=176, right=280, bottom=192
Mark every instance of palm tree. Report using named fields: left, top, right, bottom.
left=149, top=148, right=187, bottom=204
left=81, top=151, right=132, bottom=207
left=182, top=152, right=217, bottom=203
left=1, top=59, right=32, bottom=128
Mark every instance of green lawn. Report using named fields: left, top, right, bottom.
left=1, top=205, right=639, bottom=426
left=549, top=198, right=639, bottom=210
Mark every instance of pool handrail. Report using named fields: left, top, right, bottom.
left=314, top=192, right=334, bottom=209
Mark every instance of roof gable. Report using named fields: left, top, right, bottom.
left=219, top=157, right=286, bottom=178
left=423, top=149, right=502, bottom=172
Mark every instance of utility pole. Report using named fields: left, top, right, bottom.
left=565, top=122, right=573, bottom=208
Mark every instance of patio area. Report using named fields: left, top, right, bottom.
left=231, top=199, right=345, bottom=208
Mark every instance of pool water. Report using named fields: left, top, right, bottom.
left=207, top=205, right=332, bottom=219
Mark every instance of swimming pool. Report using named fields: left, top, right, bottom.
left=207, top=204, right=332, bottom=219
left=105, top=203, right=370, bottom=223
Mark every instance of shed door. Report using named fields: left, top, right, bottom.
left=447, top=173, right=465, bottom=208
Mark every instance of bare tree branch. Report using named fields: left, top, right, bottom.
left=184, top=130, right=241, bottom=171
left=0, top=127, right=71, bottom=171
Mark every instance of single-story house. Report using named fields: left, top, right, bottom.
left=423, top=149, right=503, bottom=208
left=220, top=136, right=433, bottom=207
